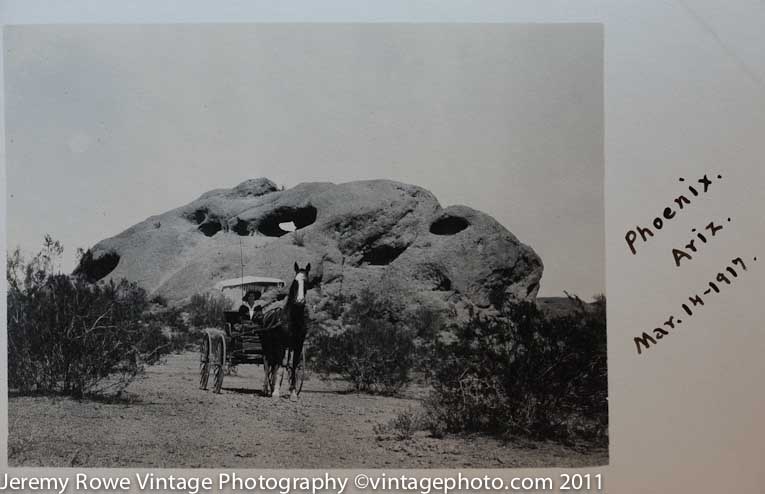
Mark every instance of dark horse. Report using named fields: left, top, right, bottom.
left=260, top=262, right=310, bottom=401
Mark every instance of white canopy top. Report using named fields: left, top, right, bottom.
left=214, top=276, right=285, bottom=291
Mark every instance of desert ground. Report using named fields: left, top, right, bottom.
left=8, top=352, right=608, bottom=468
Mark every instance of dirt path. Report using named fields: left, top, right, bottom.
left=8, top=352, right=607, bottom=468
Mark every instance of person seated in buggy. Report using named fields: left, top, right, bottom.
left=239, top=290, right=265, bottom=325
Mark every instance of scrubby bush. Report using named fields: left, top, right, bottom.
left=136, top=322, right=171, bottom=365
left=7, top=237, right=167, bottom=397
left=187, top=291, right=230, bottom=328
left=144, top=304, right=186, bottom=331
left=424, top=295, right=608, bottom=445
left=374, top=408, right=423, bottom=441
left=408, top=304, right=447, bottom=379
left=143, top=303, right=206, bottom=353
left=310, top=288, right=416, bottom=395
left=168, top=326, right=206, bottom=353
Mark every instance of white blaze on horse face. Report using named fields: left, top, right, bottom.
left=295, top=272, right=306, bottom=303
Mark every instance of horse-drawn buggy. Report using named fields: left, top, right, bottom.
left=198, top=263, right=310, bottom=400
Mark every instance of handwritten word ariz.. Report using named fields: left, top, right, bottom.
left=671, top=218, right=729, bottom=267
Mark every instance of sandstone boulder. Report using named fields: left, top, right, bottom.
left=76, top=178, right=543, bottom=319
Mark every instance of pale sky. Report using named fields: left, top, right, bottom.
left=4, top=24, right=603, bottom=298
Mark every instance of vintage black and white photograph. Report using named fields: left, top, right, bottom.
left=5, top=23, right=605, bottom=467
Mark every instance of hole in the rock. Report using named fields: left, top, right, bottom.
left=430, top=215, right=469, bottom=235
left=257, top=206, right=317, bottom=237
left=415, top=264, right=452, bottom=290
left=232, top=218, right=251, bottom=236
left=361, top=244, right=408, bottom=266
left=489, top=286, right=506, bottom=309
left=526, top=280, right=540, bottom=296
left=73, top=250, right=120, bottom=283
left=435, top=274, right=452, bottom=291
left=199, top=221, right=222, bottom=237
left=186, top=208, right=208, bottom=225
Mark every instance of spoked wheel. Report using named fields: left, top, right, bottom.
left=211, top=338, right=225, bottom=394
left=199, top=336, right=210, bottom=390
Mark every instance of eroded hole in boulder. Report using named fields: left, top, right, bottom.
left=231, top=218, right=251, bottom=236
left=526, top=280, right=540, bottom=296
left=198, top=221, right=222, bottom=237
left=361, top=244, right=408, bottom=266
left=489, top=286, right=506, bottom=309
left=73, top=250, right=120, bottom=283
left=415, top=263, right=452, bottom=290
left=257, top=206, right=317, bottom=237
left=434, top=274, right=452, bottom=291
left=186, top=208, right=208, bottom=225
left=430, top=215, right=469, bottom=235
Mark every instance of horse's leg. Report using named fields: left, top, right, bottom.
left=289, top=335, right=305, bottom=401
left=262, top=334, right=273, bottom=397
left=264, top=341, right=278, bottom=398
left=262, top=359, right=271, bottom=396
left=263, top=336, right=279, bottom=398
left=272, top=362, right=279, bottom=395
left=287, top=348, right=297, bottom=401
left=268, top=348, right=281, bottom=398
left=277, top=347, right=289, bottom=400
left=272, top=360, right=281, bottom=398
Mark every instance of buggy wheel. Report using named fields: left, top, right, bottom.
left=211, top=338, right=225, bottom=394
left=199, top=336, right=210, bottom=390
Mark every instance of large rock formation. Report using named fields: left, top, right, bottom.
left=76, top=178, right=543, bottom=319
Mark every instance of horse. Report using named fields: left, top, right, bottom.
left=260, top=262, right=310, bottom=401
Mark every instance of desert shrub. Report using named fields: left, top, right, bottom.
left=136, top=322, right=171, bottom=365
left=424, top=295, right=608, bottom=445
left=168, top=327, right=206, bottom=353
left=144, top=305, right=187, bottom=331
left=407, top=304, right=446, bottom=379
left=7, top=238, right=165, bottom=397
left=315, top=293, right=347, bottom=322
left=143, top=303, right=205, bottom=353
left=187, top=291, right=230, bottom=328
left=310, top=288, right=416, bottom=395
left=374, top=408, right=423, bottom=441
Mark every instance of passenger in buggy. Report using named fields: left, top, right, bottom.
left=239, top=290, right=264, bottom=324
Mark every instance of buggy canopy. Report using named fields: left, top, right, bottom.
left=214, top=276, right=286, bottom=307
left=214, top=276, right=286, bottom=291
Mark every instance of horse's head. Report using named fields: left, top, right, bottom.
left=290, top=262, right=311, bottom=306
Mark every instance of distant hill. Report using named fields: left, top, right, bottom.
left=536, top=296, right=599, bottom=319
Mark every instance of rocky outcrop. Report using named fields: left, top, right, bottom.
left=76, top=178, right=543, bottom=318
